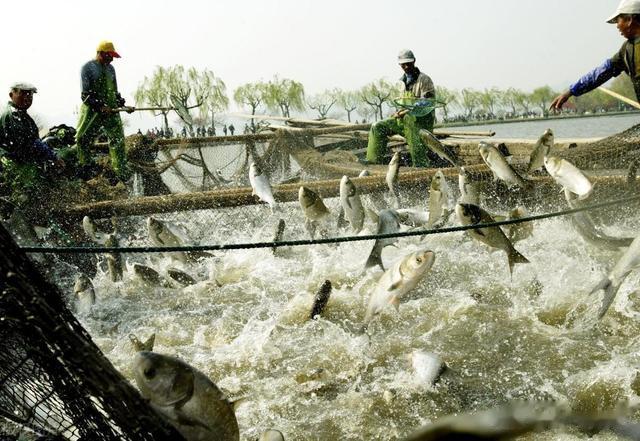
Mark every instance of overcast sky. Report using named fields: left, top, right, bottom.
left=1, top=0, right=624, bottom=131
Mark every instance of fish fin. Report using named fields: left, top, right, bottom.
left=598, top=280, right=621, bottom=319
left=142, top=333, right=156, bottom=352
left=365, top=246, right=384, bottom=270
left=507, top=248, right=530, bottom=276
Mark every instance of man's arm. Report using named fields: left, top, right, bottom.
left=80, top=62, right=106, bottom=112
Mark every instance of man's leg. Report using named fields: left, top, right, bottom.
left=402, top=113, right=434, bottom=167
left=75, top=105, right=102, bottom=166
left=103, top=113, right=128, bottom=180
left=366, top=118, right=403, bottom=164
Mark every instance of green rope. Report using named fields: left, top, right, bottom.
left=21, top=194, right=640, bottom=254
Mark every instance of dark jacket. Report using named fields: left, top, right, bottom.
left=0, top=102, right=56, bottom=164
left=570, top=39, right=640, bottom=99
left=80, top=59, right=126, bottom=111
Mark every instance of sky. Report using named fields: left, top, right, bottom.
left=0, top=0, right=624, bottom=132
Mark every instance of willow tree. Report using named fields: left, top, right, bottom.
left=263, top=76, right=305, bottom=117
left=435, top=86, right=458, bottom=121
left=530, top=86, right=556, bottom=116
left=199, top=69, right=228, bottom=129
left=134, top=66, right=172, bottom=131
left=166, top=66, right=211, bottom=134
left=480, top=87, right=502, bottom=116
left=335, top=89, right=360, bottom=122
left=360, top=79, right=397, bottom=121
left=307, top=90, right=338, bottom=119
left=460, top=88, right=481, bottom=119
left=502, top=88, right=526, bottom=116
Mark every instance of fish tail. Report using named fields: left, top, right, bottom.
left=364, top=246, right=384, bottom=270
left=590, top=277, right=619, bottom=319
left=507, top=248, right=529, bottom=275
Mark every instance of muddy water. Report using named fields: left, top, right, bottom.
left=66, top=183, right=640, bottom=440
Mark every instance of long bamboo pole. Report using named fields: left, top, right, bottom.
left=597, top=87, right=640, bottom=110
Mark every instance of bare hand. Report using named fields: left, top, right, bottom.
left=549, top=91, right=572, bottom=112
left=393, top=109, right=409, bottom=119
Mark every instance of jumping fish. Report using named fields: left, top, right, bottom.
left=340, top=176, right=365, bottom=234
left=396, top=209, right=430, bottom=227
left=458, top=167, right=480, bottom=205
left=590, top=235, right=640, bottom=319
left=309, top=280, right=332, bottom=320
left=386, top=152, right=401, bottom=209
left=410, top=351, right=447, bottom=387
left=298, top=186, right=330, bottom=239
left=544, top=156, right=592, bottom=200
left=259, top=430, right=285, bottom=441
left=428, top=170, right=450, bottom=228
left=502, top=207, right=534, bottom=243
left=456, top=203, right=529, bottom=276
left=478, top=141, right=529, bottom=188
left=73, top=273, right=95, bottom=314
left=249, top=162, right=277, bottom=210
left=419, top=129, right=460, bottom=168
left=364, top=209, right=401, bottom=270
left=147, top=217, right=188, bottom=263
left=82, top=215, right=108, bottom=244
left=363, top=249, right=435, bottom=327
left=133, top=351, right=240, bottom=441
left=105, top=233, right=123, bottom=282
left=271, top=219, right=286, bottom=255
left=527, top=128, right=554, bottom=174
left=133, top=263, right=166, bottom=287
left=167, top=268, right=197, bottom=286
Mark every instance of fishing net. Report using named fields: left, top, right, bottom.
left=0, top=225, right=184, bottom=440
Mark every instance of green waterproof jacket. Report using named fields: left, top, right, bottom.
left=81, top=59, right=126, bottom=111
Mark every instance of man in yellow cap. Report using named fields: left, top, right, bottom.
left=75, top=40, right=134, bottom=181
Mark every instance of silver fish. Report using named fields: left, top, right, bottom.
left=410, top=351, right=447, bottom=387
left=272, top=219, right=286, bottom=255
left=147, top=217, right=188, bottom=263
left=478, top=141, right=529, bottom=188
left=82, top=215, right=107, bottom=244
left=396, top=209, right=430, bottom=227
left=544, top=156, right=592, bottom=200
left=167, top=268, right=197, bottom=286
left=364, top=249, right=435, bottom=326
left=428, top=170, right=450, bottom=228
left=590, top=235, right=640, bottom=319
left=105, top=233, right=123, bottom=282
left=340, top=176, right=365, bottom=233
left=455, top=203, right=529, bottom=276
left=565, top=190, right=633, bottom=250
left=419, top=129, right=460, bottom=167
left=249, top=162, right=277, bottom=210
left=458, top=167, right=480, bottom=205
left=259, top=429, right=285, bottom=441
left=129, top=333, right=156, bottom=352
left=133, top=263, right=166, bottom=287
left=527, top=128, right=554, bottom=174
left=386, top=152, right=401, bottom=208
left=298, top=186, right=330, bottom=238
left=73, top=273, right=95, bottom=314
left=364, top=209, right=401, bottom=270
left=133, top=351, right=239, bottom=441
left=310, top=280, right=332, bottom=320
left=503, top=207, right=533, bottom=243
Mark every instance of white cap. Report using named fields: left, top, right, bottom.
left=10, top=82, right=37, bottom=93
left=606, top=0, right=640, bottom=23
left=398, top=49, right=415, bottom=64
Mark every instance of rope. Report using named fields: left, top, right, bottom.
left=21, top=194, right=640, bottom=254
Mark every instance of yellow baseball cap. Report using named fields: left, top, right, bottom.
left=96, top=40, right=121, bottom=58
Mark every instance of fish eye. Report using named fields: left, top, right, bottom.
left=416, top=257, right=423, bottom=263
left=144, top=367, right=156, bottom=378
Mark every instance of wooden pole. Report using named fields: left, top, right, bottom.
left=597, top=87, right=640, bottom=110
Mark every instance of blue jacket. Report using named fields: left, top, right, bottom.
left=570, top=40, right=640, bottom=99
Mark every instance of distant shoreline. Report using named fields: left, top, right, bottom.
left=436, top=110, right=640, bottom=128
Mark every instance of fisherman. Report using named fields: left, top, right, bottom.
left=0, top=82, right=64, bottom=207
left=75, top=40, right=134, bottom=181
left=366, top=49, right=437, bottom=167
left=228, top=123, right=235, bottom=135
left=550, top=0, right=640, bottom=110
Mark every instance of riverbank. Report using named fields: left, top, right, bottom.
left=436, top=109, right=640, bottom=129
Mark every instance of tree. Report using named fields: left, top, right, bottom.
left=134, top=66, right=172, bottom=131
left=360, top=79, right=397, bottom=121
left=479, top=87, right=502, bottom=117
left=502, top=88, right=526, bottom=116
left=610, top=73, right=636, bottom=111
left=263, top=76, right=305, bottom=117
left=334, top=89, right=361, bottom=122
left=530, top=86, right=556, bottom=116
left=198, top=69, right=228, bottom=129
left=459, top=88, right=481, bottom=119
left=167, top=66, right=210, bottom=135
left=307, top=90, right=338, bottom=119
left=435, top=86, right=458, bottom=121
left=234, top=82, right=268, bottom=131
